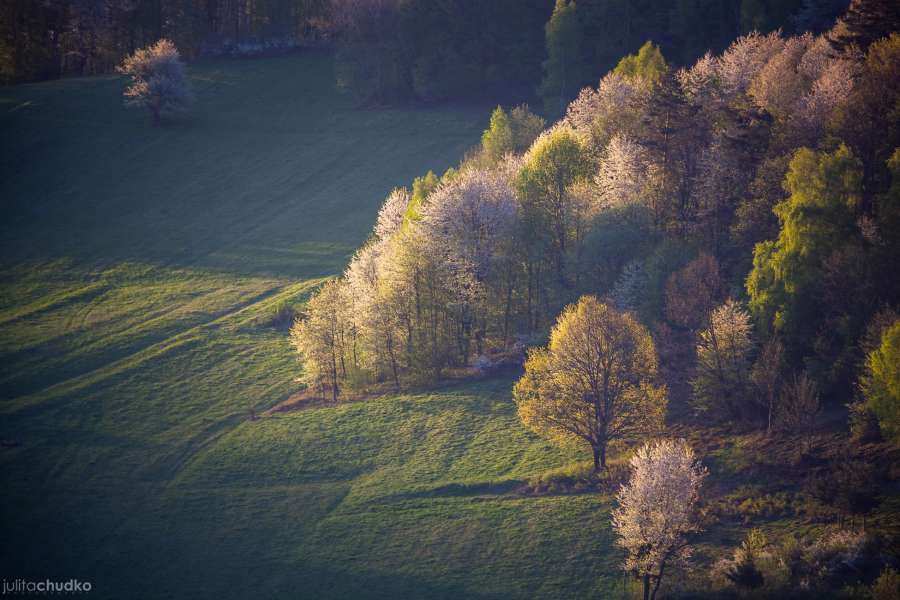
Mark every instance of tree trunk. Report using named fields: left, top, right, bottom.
left=330, top=344, right=339, bottom=403
left=642, top=574, right=650, bottom=600
left=592, top=444, right=606, bottom=472
left=503, top=274, right=513, bottom=348
left=650, top=561, right=666, bottom=600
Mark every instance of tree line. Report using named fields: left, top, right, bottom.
left=2, top=0, right=848, bottom=102
left=293, top=0, right=900, bottom=458
left=0, top=0, right=331, bottom=83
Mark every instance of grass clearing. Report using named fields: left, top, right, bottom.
left=0, top=51, right=623, bottom=599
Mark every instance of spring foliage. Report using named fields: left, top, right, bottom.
left=691, top=299, right=755, bottom=419
left=512, top=296, right=666, bottom=471
left=861, top=320, right=900, bottom=444
left=294, top=16, right=900, bottom=434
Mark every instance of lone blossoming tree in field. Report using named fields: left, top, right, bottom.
left=513, top=296, right=667, bottom=471
left=118, top=39, right=193, bottom=125
left=613, top=439, right=707, bottom=600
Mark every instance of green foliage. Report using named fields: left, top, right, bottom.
left=848, top=398, right=882, bottom=442
left=481, top=106, right=515, bottom=164
left=636, top=238, right=693, bottom=324
left=509, top=104, right=546, bottom=152
left=516, top=127, right=592, bottom=285
left=404, top=170, right=441, bottom=225
left=746, top=145, right=863, bottom=343
left=513, top=296, right=666, bottom=471
left=612, top=41, right=668, bottom=88
left=861, top=320, right=900, bottom=444
left=539, top=0, right=582, bottom=116
left=724, top=529, right=768, bottom=590
left=480, top=105, right=546, bottom=165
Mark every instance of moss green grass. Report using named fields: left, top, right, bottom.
left=0, top=52, right=622, bottom=599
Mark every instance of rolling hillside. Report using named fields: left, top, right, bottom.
left=0, top=52, right=621, bottom=598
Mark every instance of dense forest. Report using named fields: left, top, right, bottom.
left=0, top=0, right=856, bottom=107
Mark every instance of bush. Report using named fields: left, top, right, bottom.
left=709, top=528, right=886, bottom=596
left=872, top=568, right=900, bottom=600
left=269, top=300, right=297, bottom=329
left=805, top=529, right=870, bottom=582
left=848, top=399, right=882, bottom=443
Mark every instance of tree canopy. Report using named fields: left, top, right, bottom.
left=513, top=296, right=666, bottom=471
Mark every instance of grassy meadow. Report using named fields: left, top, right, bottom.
left=0, top=52, right=623, bottom=598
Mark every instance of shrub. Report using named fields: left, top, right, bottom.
left=848, top=399, right=882, bottom=443
left=871, top=568, right=900, bottom=600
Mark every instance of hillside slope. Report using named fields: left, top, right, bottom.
left=0, top=52, right=623, bottom=599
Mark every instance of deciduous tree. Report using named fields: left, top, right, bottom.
left=860, top=319, right=900, bottom=444
left=539, top=0, right=581, bottom=116
left=516, top=127, right=591, bottom=287
left=612, top=438, right=707, bottom=600
left=513, top=296, right=666, bottom=471
left=691, top=299, right=754, bottom=419
left=117, top=39, right=193, bottom=125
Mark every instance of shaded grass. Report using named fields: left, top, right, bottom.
left=0, top=52, right=626, bottom=599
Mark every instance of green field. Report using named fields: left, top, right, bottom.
left=0, top=52, right=619, bottom=599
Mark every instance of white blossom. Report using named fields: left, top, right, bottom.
left=612, top=439, right=707, bottom=598
left=717, top=31, right=785, bottom=96
left=596, top=134, right=647, bottom=208
left=374, top=187, right=410, bottom=239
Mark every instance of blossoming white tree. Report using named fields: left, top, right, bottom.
left=717, top=31, right=784, bottom=97
left=597, top=134, right=648, bottom=209
left=117, top=39, right=193, bottom=125
left=374, top=187, right=410, bottom=239
left=612, top=439, right=707, bottom=600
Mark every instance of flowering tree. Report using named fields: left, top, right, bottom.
left=374, top=188, right=410, bottom=239
left=749, top=34, right=812, bottom=119
left=565, top=68, right=648, bottom=154
left=597, top=134, right=648, bottom=209
left=420, top=168, right=517, bottom=362
left=612, top=439, right=707, bottom=600
left=691, top=299, right=754, bottom=419
left=717, top=31, right=784, bottom=97
left=117, top=39, right=193, bottom=125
